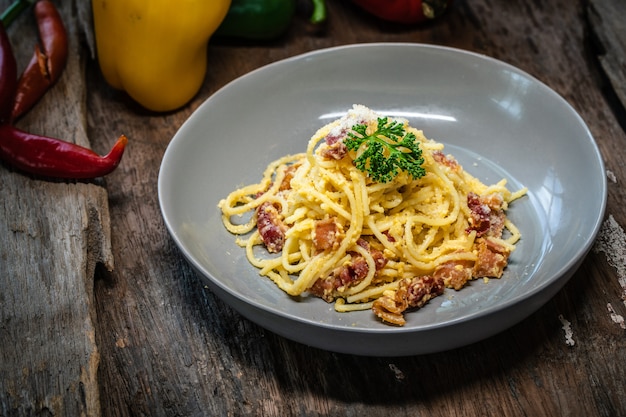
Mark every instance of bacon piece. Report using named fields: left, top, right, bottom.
left=278, top=164, right=299, bottom=191
left=434, top=259, right=475, bottom=290
left=406, top=275, right=445, bottom=308
left=467, top=192, right=491, bottom=236
left=355, top=238, right=388, bottom=271
left=320, top=119, right=367, bottom=161
left=372, top=275, right=445, bottom=326
left=473, top=238, right=510, bottom=278
left=382, top=230, right=396, bottom=243
left=466, top=192, right=506, bottom=238
left=432, top=150, right=461, bottom=171
left=312, top=218, right=343, bottom=251
left=256, top=201, right=287, bottom=253
left=341, top=256, right=369, bottom=286
left=309, top=239, right=388, bottom=301
left=324, top=130, right=344, bottom=146
left=321, top=129, right=349, bottom=160
left=308, top=276, right=336, bottom=302
left=309, top=256, right=372, bottom=302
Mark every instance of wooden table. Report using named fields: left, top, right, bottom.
left=1, top=0, right=625, bottom=415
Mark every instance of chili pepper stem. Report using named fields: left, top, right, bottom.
left=1, top=0, right=36, bottom=28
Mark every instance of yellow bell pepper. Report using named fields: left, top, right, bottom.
left=92, top=0, right=231, bottom=112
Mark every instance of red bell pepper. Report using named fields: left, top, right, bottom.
left=350, top=0, right=450, bottom=24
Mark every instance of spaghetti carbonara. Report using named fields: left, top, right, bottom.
left=218, top=105, right=526, bottom=326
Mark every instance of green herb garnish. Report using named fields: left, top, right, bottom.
left=344, top=117, right=426, bottom=183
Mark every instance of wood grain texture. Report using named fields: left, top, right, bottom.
left=587, top=0, right=626, bottom=115
left=87, top=0, right=626, bottom=416
left=2, top=0, right=626, bottom=416
left=0, top=1, right=110, bottom=415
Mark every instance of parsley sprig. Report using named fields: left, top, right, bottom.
left=344, top=117, right=426, bottom=183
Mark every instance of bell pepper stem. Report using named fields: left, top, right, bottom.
left=1, top=0, right=36, bottom=28
left=309, top=0, right=326, bottom=24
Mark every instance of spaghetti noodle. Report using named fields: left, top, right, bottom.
left=218, top=105, right=526, bottom=325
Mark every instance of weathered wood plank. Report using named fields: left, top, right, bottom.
left=0, top=180, right=109, bottom=416
left=0, top=1, right=111, bottom=415
left=86, top=0, right=626, bottom=416
left=2, top=0, right=625, bottom=415
left=587, top=0, right=626, bottom=114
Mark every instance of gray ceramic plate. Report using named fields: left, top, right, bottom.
left=158, top=43, right=606, bottom=356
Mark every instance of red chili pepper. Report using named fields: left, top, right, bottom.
left=0, top=125, right=128, bottom=179
left=0, top=0, right=127, bottom=180
left=11, top=0, right=68, bottom=121
left=350, top=0, right=450, bottom=24
left=0, top=22, right=17, bottom=124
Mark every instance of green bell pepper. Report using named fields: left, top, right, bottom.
left=216, top=0, right=326, bottom=40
